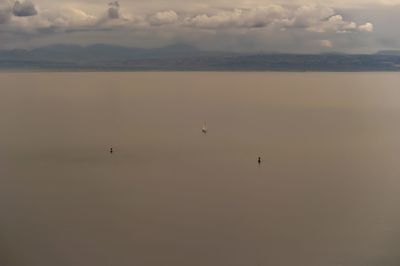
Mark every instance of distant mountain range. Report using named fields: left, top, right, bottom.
left=375, top=50, right=400, bottom=56
left=1, top=44, right=400, bottom=71
left=0, top=44, right=216, bottom=62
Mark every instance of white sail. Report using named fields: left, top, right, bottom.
left=202, top=121, right=207, bottom=133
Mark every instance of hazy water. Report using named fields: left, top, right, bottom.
left=1, top=72, right=400, bottom=266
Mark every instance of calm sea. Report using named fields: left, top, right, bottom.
left=1, top=72, right=400, bottom=266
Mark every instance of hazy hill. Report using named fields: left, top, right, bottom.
left=376, top=50, right=400, bottom=56
left=1, top=44, right=400, bottom=71
left=0, top=44, right=217, bottom=62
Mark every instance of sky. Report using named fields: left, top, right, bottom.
left=0, top=0, right=399, bottom=53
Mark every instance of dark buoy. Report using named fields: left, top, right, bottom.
left=110, top=147, right=113, bottom=154
left=258, top=157, right=261, bottom=164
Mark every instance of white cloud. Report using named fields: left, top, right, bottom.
left=358, top=22, right=373, bottom=32
left=181, top=3, right=374, bottom=37
left=305, top=14, right=372, bottom=34
left=148, top=10, right=178, bottom=26
left=184, top=9, right=243, bottom=29
left=45, top=8, right=96, bottom=28
left=320, top=39, right=333, bottom=48
left=184, top=5, right=288, bottom=29
left=0, top=0, right=382, bottom=52
left=290, top=4, right=335, bottom=28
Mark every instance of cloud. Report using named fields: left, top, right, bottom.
left=108, top=1, right=119, bottom=19
left=181, top=4, right=373, bottom=35
left=184, top=9, right=243, bottom=29
left=291, top=5, right=335, bottom=28
left=184, top=5, right=288, bottom=29
left=2, top=6, right=99, bottom=34
left=0, top=6, right=11, bottom=24
left=306, top=14, right=356, bottom=33
left=43, top=8, right=97, bottom=28
left=0, top=1, right=380, bottom=52
left=303, top=14, right=373, bottom=34
left=329, top=15, right=357, bottom=31
left=320, top=39, right=333, bottom=48
left=148, top=10, right=178, bottom=26
left=12, top=0, right=37, bottom=17
left=358, top=22, right=373, bottom=32
left=102, top=1, right=135, bottom=24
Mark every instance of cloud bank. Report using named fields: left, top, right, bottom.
left=0, top=0, right=395, bottom=53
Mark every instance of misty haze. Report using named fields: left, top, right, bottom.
left=2, top=0, right=400, bottom=266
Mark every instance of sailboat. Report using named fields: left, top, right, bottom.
left=202, top=121, right=207, bottom=134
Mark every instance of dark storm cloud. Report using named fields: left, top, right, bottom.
left=108, top=1, right=119, bottom=19
left=12, top=0, right=37, bottom=17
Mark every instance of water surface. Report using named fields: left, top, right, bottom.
left=1, top=72, right=400, bottom=266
